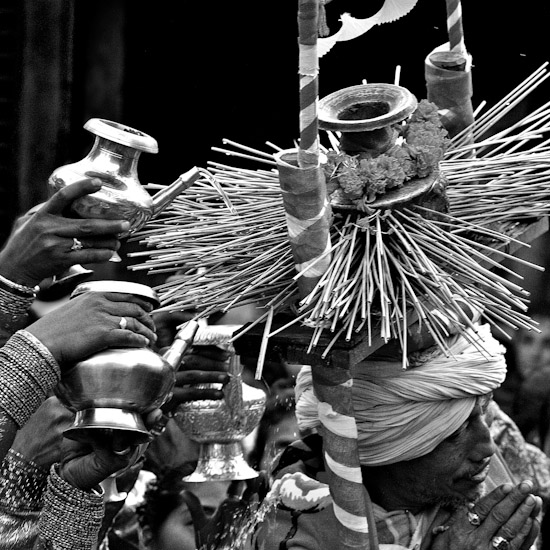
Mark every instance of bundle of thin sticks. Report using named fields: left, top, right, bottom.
left=129, top=63, right=550, bottom=365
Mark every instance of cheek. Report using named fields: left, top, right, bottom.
left=414, top=459, right=460, bottom=486
left=411, top=445, right=467, bottom=487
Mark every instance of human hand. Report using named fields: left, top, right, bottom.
left=160, top=345, right=230, bottom=414
left=57, top=408, right=164, bottom=492
left=431, top=480, right=542, bottom=550
left=0, top=178, right=129, bottom=288
left=11, top=396, right=74, bottom=471
left=181, top=474, right=269, bottom=550
left=153, top=309, right=197, bottom=351
left=25, top=291, right=157, bottom=370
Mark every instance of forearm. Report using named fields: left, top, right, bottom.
left=0, top=331, right=60, bottom=461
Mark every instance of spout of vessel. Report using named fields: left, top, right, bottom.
left=151, top=167, right=202, bottom=217
left=162, top=320, right=200, bottom=371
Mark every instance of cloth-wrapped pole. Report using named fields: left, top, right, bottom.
left=276, top=149, right=371, bottom=547
left=446, top=0, right=465, bottom=54
left=275, top=149, right=332, bottom=300
left=425, top=43, right=474, bottom=140
left=298, top=0, right=320, bottom=168
left=310, top=365, right=373, bottom=548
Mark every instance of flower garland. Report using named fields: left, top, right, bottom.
left=323, top=99, right=450, bottom=210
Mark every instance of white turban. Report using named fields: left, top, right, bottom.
left=295, top=323, right=507, bottom=466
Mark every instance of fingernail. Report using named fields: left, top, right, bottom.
left=520, top=480, right=533, bottom=492
left=120, top=221, right=131, bottom=232
left=525, top=495, right=535, bottom=505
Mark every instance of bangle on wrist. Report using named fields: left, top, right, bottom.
left=0, top=274, right=38, bottom=298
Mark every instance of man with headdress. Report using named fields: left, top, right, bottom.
left=254, top=322, right=548, bottom=550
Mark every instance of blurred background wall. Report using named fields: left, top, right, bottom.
left=3, top=0, right=550, bottom=295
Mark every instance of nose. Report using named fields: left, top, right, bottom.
left=470, top=415, right=496, bottom=462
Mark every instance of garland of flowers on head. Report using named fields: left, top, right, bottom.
left=324, top=100, right=449, bottom=209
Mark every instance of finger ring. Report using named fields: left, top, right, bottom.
left=113, top=447, right=132, bottom=456
left=492, top=536, right=510, bottom=550
left=70, top=238, right=84, bottom=251
left=467, top=510, right=481, bottom=526
left=119, top=317, right=128, bottom=330
left=149, top=414, right=170, bottom=437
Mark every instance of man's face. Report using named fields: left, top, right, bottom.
left=374, top=395, right=495, bottom=513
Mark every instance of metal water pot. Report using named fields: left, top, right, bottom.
left=54, top=280, right=199, bottom=444
left=48, top=118, right=201, bottom=238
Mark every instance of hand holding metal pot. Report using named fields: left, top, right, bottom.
left=25, top=290, right=157, bottom=370
left=0, top=178, right=129, bottom=290
left=56, top=411, right=161, bottom=492
left=52, top=281, right=200, bottom=445
left=48, top=118, right=201, bottom=239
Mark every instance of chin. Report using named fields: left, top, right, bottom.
left=438, top=481, right=486, bottom=511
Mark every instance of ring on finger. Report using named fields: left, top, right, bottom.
left=467, top=510, right=481, bottom=526
left=491, top=536, right=510, bottom=550
left=113, top=447, right=132, bottom=456
left=70, top=238, right=84, bottom=251
left=119, top=317, right=128, bottom=330
left=149, top=413, right=170, bottom=437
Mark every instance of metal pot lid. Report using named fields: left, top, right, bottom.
left=319, top=83, right=418, bottom=132
left=84, top=118, right=159, bottom=154
left=71, top=280, right=160, bottom=307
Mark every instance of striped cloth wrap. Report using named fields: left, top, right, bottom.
left=275, top=149, right=332, bottom=300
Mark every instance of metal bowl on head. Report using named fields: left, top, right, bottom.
left=319, top=83, right=418, bottom=133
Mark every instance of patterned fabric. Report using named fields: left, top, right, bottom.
left=0, top=450, right=48, bottom=512
left=0, top=451, right=48, bottom=550
left=489, top=401, right=550, bottom=503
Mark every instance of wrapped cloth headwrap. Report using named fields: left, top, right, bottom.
left=295, top=323, right=506, bottom=466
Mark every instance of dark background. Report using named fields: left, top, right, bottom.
left=4, top=0, right=550, bottom=294
left=73, top=0, right=550, bottom=187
